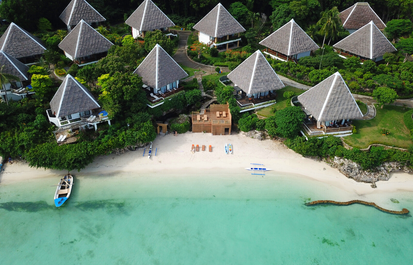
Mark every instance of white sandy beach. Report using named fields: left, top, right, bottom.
left=1, top=132, right=413, bottom=209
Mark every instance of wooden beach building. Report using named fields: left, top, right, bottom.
left=333, top=21, right=396, bottom=62
left=192, top=104, right=232, bottom=135
left=59, top=0, right=106, bottom=31
left=46, top=74, right=111, bottom=134
left=193, top=3, right=245, bottom=50
left=125, top=0, right=175, bottom=39
left=58, top=19, right=113, bottom=65
left=259, top=19, right=319, bottom=62
left=0, top=22, right=46, bottom=64
left=227, top=50, right=284, bottom=111
left=296, top=72, right=363, bottom=136
left=340, top=2, right=386, bottom=33
left=133, top=44, right=188, bottom=107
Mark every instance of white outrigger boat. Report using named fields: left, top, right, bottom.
left=225, top=144, right=229, bottom=154
left=54, top=174, right=73, bottom=207
left=245, top=167, right=271, bottom=171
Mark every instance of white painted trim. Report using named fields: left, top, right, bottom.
left=214, top=3, right=220, bottom=38
left=290, top=19, right=319, bottom=51
left=287, top=19, right=293, bottom=56
left=1, top=51, right=28, bottom=81
left=193, top=4, right=220, bottom=37
left=56, top=78, right=67, bottom=117
left=247, top=51, right=259, bottom=95
left=370, top=22, right=373, bottom=59
left=342, top=4, right=356, bottom=27
left=318, top=73, right=338, bottom=121
left=68, top=0, right=77, bottom=26
left=337, top=72, right=363, bottom=117
left=10, top=23, right=46, bottom=50
left=155, top=44, right=159, bottom=89
left=133, top=42, right=158, bottom=76
left=1, top=23, right=12, bottom=50
left=218, top=3, right=246, bottom=33
left=156, top=43, right=188, bottom=83
left=74, top=20, right=83, bottom=59
left=370, top=21, right=396, bottom=52
left=367, top=4, right=386, bottom=28
left=150, top=0, right=175, bottom=28
left=140, top=0, right=149, bottom=32
left=210, top=38, right=241, bottom=46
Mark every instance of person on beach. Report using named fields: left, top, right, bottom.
left=8, top=157, right=13, bottom=164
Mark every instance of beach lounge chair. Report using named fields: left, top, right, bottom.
left=223, top=111, right=227, bottom=118
left=197, top=115, right=201, bottom=121
left=60, top=135, right=67, bottom=142
left=203, top=115, right=208, bottom=121
left=216, top=111, right=220, bottom=118
left=202, top=145, right=206, bottom=151
left=57, top=135, right=64, bottom=142
left=196, top=145, right=199, bottom=152
left=209, top=145, right=212, bottom=152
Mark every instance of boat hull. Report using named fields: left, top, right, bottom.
left=54, top=174, right=73, bottom=207
left=245, top=168, right=271, bottom=171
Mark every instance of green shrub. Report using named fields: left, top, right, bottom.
left=210, top=47, right=219, bottom=57
left=215, top=67, right=220, bottom=73
left=170, top=115, right=191, bottom=134
left=28, top=65, right=48, bottom=75
left=348, top=81, right=360, bottom=91
left=228, top=62, right=239, bottom=70
left=256, top=119, right=266, bottom=131
left=283, top=91, right=295, bottom=99
left=55, top=68, right=66, bottom=76
left=238, top=114, right=259, bottom=132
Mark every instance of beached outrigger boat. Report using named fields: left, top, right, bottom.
left=225, top=144, right=229, bottom=154
left=54, top=174, right=73, bottom=207
left=228, top=144, right=233, bottom=154
left=245, top=167, right=271, bottom=171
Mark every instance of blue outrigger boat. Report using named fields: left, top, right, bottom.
left=54, top=174, right=73, bottom=207
left=225, top=144, right=229, bottom=154
left=245, top=167, right=271, bottom=171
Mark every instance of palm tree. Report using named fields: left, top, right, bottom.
left=316, top=7, right=342, bottom=48
left=0, top=65, right=20, bottom=105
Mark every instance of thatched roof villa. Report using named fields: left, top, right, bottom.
left=60, top=0, right=106, bottom=31
left=340, top=2, right=386, bottom=33
left=259, top=19, right=319, bottom=62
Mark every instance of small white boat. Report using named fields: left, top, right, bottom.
left=54, top=174, right=73, bottom=207
left=245, top=167, right=271, bottom=171
left=225, top=144, right=229, bottom=154
left=228, top=144, right=233, bottom=154
left=148, top=142, right=153, bottom=159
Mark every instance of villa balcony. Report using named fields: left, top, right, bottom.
left=303, top=121, right=353, bottom=137
left=144, top=86, right=185, bottom=108
left=46, top=109, right=110, bottom=131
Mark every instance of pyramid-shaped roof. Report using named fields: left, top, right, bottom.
left=125, top=0, right=175, bottom=32
left=0, top=22, right=46, bottom=59
left=193, top=3, right=246, bottom=38
left=297, top=72, right=363, bottom=122
left=58, top=20, right=113, bottom=60
left=133, top=44, right=188, bottom=89
left=60, top=0, right=106, bottom=27
left=227, top=50, right=285, bottom=95
left=333, top=21, right=396, bottom=59
left=340, top=2, right=385, bottom=30
left=0, top=51, right=29, bottom=81
left=50, top=74, right=100, bottom=118
left=259, top=19, right=319, bottom=56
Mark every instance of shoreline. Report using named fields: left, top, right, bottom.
left=1, top=132, right=413, bottom=210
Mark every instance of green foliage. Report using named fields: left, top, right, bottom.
left=210, top=47, right=219, bottom=57
left=229, top=2, right=251, bottom=27
left=170, top=115, right=191, bottom=134
left=238, top=114, right=259, bottom=132
left=28, top=65, right=48, bottom=75
left=317, top=7, right=346, bottom=46
left=385, top=19, right=413, bottom=40
left=182, top=78, right=199, bottom=90
left=256, top=119, right=266, bottom=131
left=289, top=0, right=321, bottom=25
left=275, top=106, right=305, bottom=138
left=283, top=91, right=295, bottom=99
left=308, top=69, right=333, bottom=84
left=38, top=17, right=52, bottom=32
left=403, top=109, right=413, bottom=131
left=216, top=86, right=234, bottom=104
left=373, top=87, right=398, bottom=107
left=122, top=35, right=135, bottom=46
left=361, top=60, right=376, bottom=73
left=98, top=72, right=146, bottom=119
left=396, top=38, right=413, bottom=55
left=228, top=97, right=241, bottom=123
left=31, top=74, right=54, bottom=105
left=270, top=4, right=294, bottom=30
left=144, top=30, right=174, bottom=55
left=299, top=53, right=343, bottom=69
left=43, top=50, right=61, bottom=65
left=55, top=68, right=66, bottom=76
left=67, top=64, right=79, bottom=76
left=215, top=67, right=220, bottom=73
left=343, top=56, right=361, bottom=71
left=265, top=115, right=278, bottom=137
left=184, top=89, right=202, bottom=106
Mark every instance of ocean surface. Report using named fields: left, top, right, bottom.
left=1, top=171, right=413, bottom=265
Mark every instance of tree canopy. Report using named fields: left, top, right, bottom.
left=275, top=106, right=305, bottom=138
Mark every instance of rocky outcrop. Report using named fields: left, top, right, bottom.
left=240, top=130, right=269, bottom=141
left=328, top=157, right=412, bottom=186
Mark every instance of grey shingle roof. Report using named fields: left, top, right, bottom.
left=125, top=0, right=175, bottom=32
left=227, top=50, right=285, bottom=95
left=0, top=22, right=46, bottom=59
left=193, top=3, right=246, bottom=38
left=133, top=44, right=188, bottom=89
left=259, top=19, right=319, bottom=56
left=50, top=74, right=100, bottom=118
left=0, top=51, right=29, bottom=81
left=340, top=2, right=386, bottom=30
left=58, top=20, right=113, bottom=60
left=333, top=21, right=396, bottom=59
left=60, top=0, right=106, bottom=27
left=297, top=72, right=363, bottom=122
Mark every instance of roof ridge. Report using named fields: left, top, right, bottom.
left=287, top=20, right=293, bottom=55
left=370, top=20, right=394, bottom=51
left=318, top=73, right=338, bottom=121
left=342, top=4, right=356, bottom=27
left=248, top=51, right=259, bottom=94
left=1, top=23, right=12, bottom=50
left=149, top=0, right=175, bottom=27
left=260, top=50, right=284, bottom=87
left=140, top=0, right=149, bottom=31
left=291, top=19, right=319, bottom=49
left=367, top=3, right=386, bottom=28
left=1, top=51, right=27, bottom=80
left=74, top=19, right=84, bottom=58
left=68, top=0, right=78, bottom=26
left=193, top=4, right=220, bottom=34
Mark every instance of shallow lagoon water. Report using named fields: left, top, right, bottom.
left=1, top=172, right=413, bottom=264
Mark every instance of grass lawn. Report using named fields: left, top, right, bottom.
left=344, top=105, right=413, bottom=149
left=256, top=87, right=305, bottom=117
left=357, top=101, right=368, bottom=115
left=179, top=64, right=203, bottom=77
left=202, top=72, right=229, bottom=83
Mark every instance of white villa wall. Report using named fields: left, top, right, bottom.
left=198, top=32, right=211, bottom=45
left=347, top=29, right=356, bottom=34
left=132, top=27, right=141, bottom=39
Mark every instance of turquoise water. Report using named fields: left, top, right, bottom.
left=1, top=172, right=413, bottom=264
